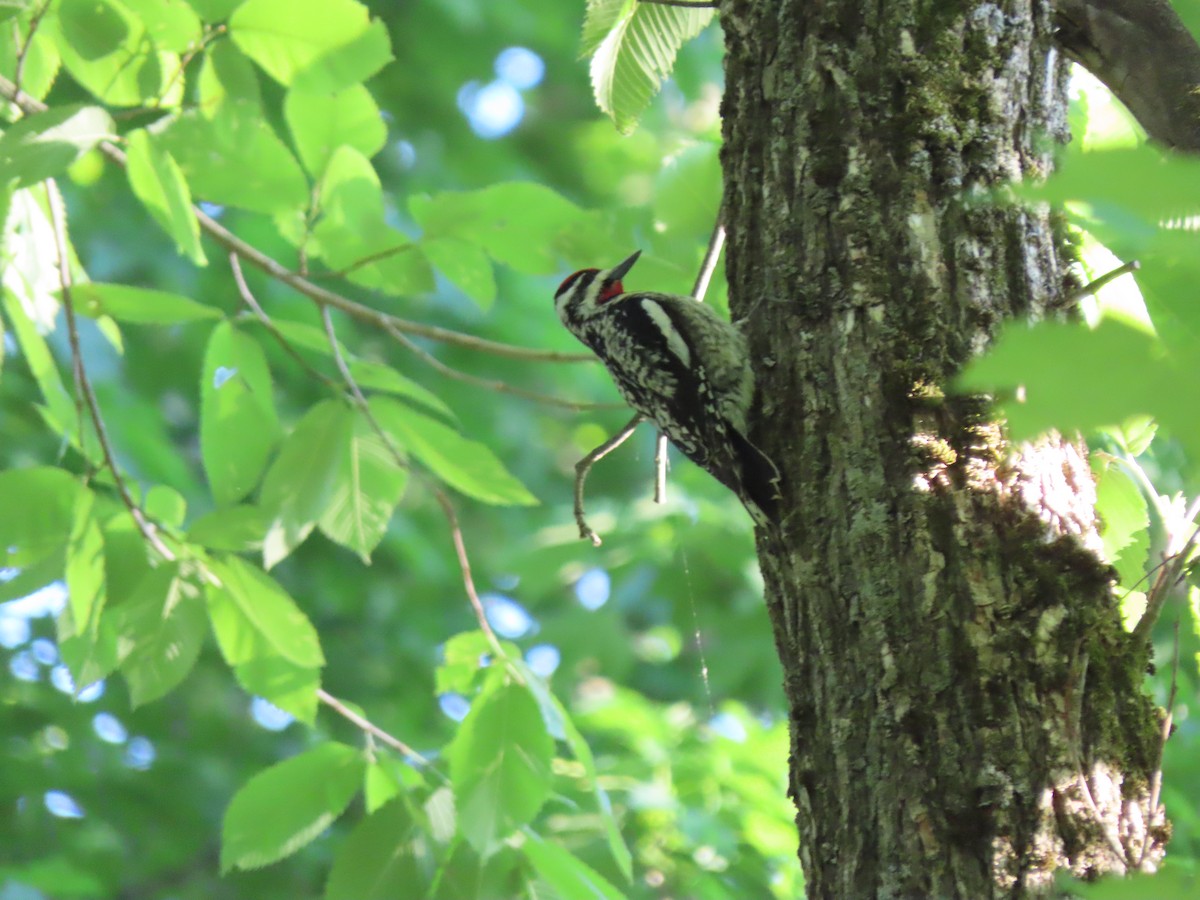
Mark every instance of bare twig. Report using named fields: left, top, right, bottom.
left=1132, top=521, right=1200, bottom=643
left=316, top=689, right=443, bottom=777
left=574, top=414, right=644, bottom=546
left=230, top=253, right=339, bottom=389
left=381, top=319, right=621, bottom=412
left=47, top=181, right=176, bottom=563
left=1065, top=260, right=1141, bottom=305
left=0, top=73, right=595, bottom=366
left=654, top=433, right=669, bottom=503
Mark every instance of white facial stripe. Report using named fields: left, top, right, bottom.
left=641, top=299, right=690, bottom=368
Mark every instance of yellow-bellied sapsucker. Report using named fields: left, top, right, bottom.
left=555, top=250, right=781, bottom=526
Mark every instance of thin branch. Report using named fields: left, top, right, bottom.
left=654, top=433, right=669, bottom=504
left=310, top=242, right=414, bottom=281
left=1132, top=521, right=1200, bottom=643
left=316, top=689, right=444, bottom=779
left=1065, top=260, right=1140, bottom=305
left=0, top=73, right=595, bottom=366
left=229, top=253, right=338, bottom=389
left=574, top=414, right=644, bottom=546
left=381, top=319, right=621, bottom=412
left=47, top=181, right=176, bottom=563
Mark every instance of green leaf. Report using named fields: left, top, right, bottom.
left=207, top=554, right=325, bottom=669
left=259, top=399, right=353, bottom=567
left=411, top=183, right=586, bottom=275
left=58, top=492, right=118, bottom=689
left=70, top=282, right=219, bottom=324
left=187, top=0, right=242, bottom=21
left=957, top=320, right=1189, bottom=445
left=51, top=0, right=180, bottom=106
left=121, top=0, right=203, bottom=52
left=324, top=799, right=430, bottom=899
left=291, top=18, right=392, bottom=94
left=653, top=142, right=721, bottom=237
left=436, top=631, right=498, bottom=695
left=515, top=660, right=632, bottom=881
left=580, top=0, right=633, bottom=57
left=197, top=40, right=262, bottom=116
left=144, top=484, right=187, bottom=528
left=311, top=145, right=433, bottom=295
left=370, top=397, right=538, bottom=507
left=317, top=409, right=408, bottom=563
left=420, top=237, right=496, bottom=309
left=187, top=505, right=268, bottom=552
left=125, top=129, right=206, bottom=265
left=221, top=742, right=365, bottom=872
left=201, top=322, right=281, bottom=505
left=0, top=105, right=116, bottom=188
left=450, top=681, right=554, bottom=856
left=159, top=106, right=308, bottom=215
left=110, top=565, right=206, bottom=706
left=1094, top=460, right=1150, bottom=590
left=0, top=15, right=62, bottom=101
left=521, top=833, right=626, bottom=900
left=0, top=467, right=85, bottom=568
left=284, top=84, right=387, bottom=175
left=229, top=0, right=372, bottom=87
left=586, top=0, right=715, bottom=134
left=206, top=571, right=321, bottom=723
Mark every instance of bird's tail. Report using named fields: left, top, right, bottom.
left=729, top=429, right=782, bottom=526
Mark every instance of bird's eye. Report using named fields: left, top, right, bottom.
left=556, top=269, right=598, bottom=297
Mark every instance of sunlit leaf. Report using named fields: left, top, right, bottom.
left=200, top=322, right=281, bottom=506
left=292, top=18, right=392, bottom=94
left=522, top=832, right=625, bottom=900
left=0, top=467, right=84, bottom=569
left=450, top=680, right=554, bottom=856
left=121, top=0, right=203, bottom=52
left=370, top=397, right=538, bottom=507
left=284, top=84, right=387, bottom=175
left=125, top=129, right=206, bottom=265
left=585, top=0, right=715, bottom=134
left=221, top=742, right=365, bottom=871
left=229, top=0, right=373, bottom=86
left=70, top=283, right=219, bottom=324
left=259, top=399, right=353, bottom=567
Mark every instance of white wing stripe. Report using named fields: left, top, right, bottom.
left=640, top=299, right=691, bottom=368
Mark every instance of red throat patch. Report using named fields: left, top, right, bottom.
left=598, top=280, right=624, bottom=303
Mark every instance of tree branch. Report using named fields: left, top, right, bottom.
left=1055, top=0, right=1200, bottom=151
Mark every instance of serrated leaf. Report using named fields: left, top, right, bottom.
left=197, top=40, right=262, bottom=117
left=284, top=84, right=387, bottom=175
left=229, top=0, right=372, bottom=87
left=580, top=0, right=634, bottom=57
left=70, top=283, right=219, bottom=324
left=125, top=129, right=206, bottom=265
left=324, top=799, right=429, bottom=900
left=522, top=833, right=626, bottom=900
left=420, top=237, right=496, bottom=309
left=587, top=1, right=715, bottom=134
left=201, top=322, right=281, bottom=505
left=221, top=742, right=365, bottom=872
left=317, top=409, right=408, bottom=562
left=0, top=16, right=62, bottom=101
left=207, top=554, right=324, bottom=669
left=450, top=681, right=554, bottom=856
left=58, top=493, right=118, bottom=689
left=0, top=104, right=116, bottom=188
left=369, top=397, right=538, bottom=507
left=259, top=399, right=353, bottom=567
left=436, top=631, right=498, bottom=695
left=111, top=565, right=205, bottom=706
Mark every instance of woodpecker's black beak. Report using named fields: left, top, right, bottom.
left=608, top=251, right=641, bottom=281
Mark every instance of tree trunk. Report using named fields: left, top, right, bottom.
left=720, top=1, right=1167, bottom=895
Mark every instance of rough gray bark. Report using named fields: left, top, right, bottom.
left=720, top=0, right=1166, bottom=895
